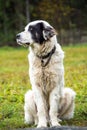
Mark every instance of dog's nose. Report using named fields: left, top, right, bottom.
left=16, top=34, right=20, bottom=39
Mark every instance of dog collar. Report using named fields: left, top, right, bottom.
left=37, top=45, right=56, bottom=67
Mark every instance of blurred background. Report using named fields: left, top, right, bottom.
left=0, top=0, right=87, bottom=46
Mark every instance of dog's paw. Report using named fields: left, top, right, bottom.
left=35, top=117, right=38, bottom=125
left=51, top=122, right=61, bottom=127
left=24, top=119, right=33, bottom=125
left=37, top=123, right=47, bottom=128
left=50, top=119, right=61, bottom=127
left=57, top=118, right=62, bottom=122
left=24, top=120, right=28, bottom=124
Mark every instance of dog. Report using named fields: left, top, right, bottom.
left=16, top=20, right=76, bottom=127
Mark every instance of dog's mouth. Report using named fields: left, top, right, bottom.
left=17, top=40, right=30, bottom=47
left=21, top=42, right=30, bottom=47
left=23, top=43, right=30, bottom=47
left=25, top=43, right=30, bottom=46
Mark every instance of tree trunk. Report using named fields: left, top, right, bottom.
left=26, top=0, right=30, bottom=23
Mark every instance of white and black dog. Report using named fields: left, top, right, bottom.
left=16, top=20, right=76, bottom=127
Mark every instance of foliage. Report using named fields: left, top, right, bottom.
left=0, top=0, right=87, bottom=45
left=0, top=45, right=87, bottom=129
left=36, top=0, right=87, bottom=29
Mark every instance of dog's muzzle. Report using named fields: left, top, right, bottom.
left=16, top=34, right=30, bottom=46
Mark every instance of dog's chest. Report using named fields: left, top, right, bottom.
left=29, top=54, right=63, bottom=93
left=32, top=65, right=57, bottom=93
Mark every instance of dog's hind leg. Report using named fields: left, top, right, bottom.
left=58, top=88, right=76, bottom=119
left=24, top=90, right=37, bottom=125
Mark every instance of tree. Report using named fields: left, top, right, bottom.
left=26, top=0, right=31, bottom=23
left=0, top=0, right=87, bottom=46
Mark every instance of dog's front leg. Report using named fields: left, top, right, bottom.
left=33, top=87, right=47, bottom=127
left=49, top=87, right=61, bottom=126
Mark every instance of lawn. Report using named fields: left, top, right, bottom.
left=0, top=45, right=87, bottom=130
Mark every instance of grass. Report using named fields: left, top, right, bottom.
left=0, top=45, right=87, bottom=129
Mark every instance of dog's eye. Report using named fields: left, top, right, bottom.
left=29, top=26, right=33, bottom=31
left=30, top=28, right=33, bottom=31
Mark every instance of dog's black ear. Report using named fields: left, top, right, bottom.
left=43, top=26, right=57, bottom=40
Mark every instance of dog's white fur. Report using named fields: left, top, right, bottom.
left=24, top=88, right=76, bottom=126
left=16, top=20, right=76, bottom=127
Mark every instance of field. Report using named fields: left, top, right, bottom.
left=0, top=45, right=87, bottom=129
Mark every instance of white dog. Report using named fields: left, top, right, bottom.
left=16, top=20, right=76, bottom=127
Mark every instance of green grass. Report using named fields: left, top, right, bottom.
left=0, top=45, right=87, bottom=129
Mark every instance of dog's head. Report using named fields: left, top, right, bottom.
left=16, top=20, right=57, bottom=47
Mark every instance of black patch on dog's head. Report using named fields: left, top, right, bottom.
left=28, top=22, right=45, bottom=44
left=28, top=22, right=56, bottom=44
